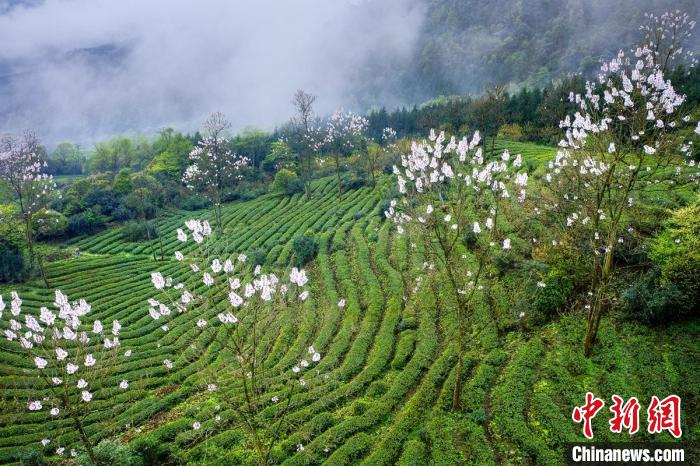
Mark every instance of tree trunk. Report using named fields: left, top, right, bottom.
left=583, top=243, right=614, bottom=357
left=144, top=215, right=157, bottom=262
left=304, top=153, right=312, bottom=201
left=335, top=154, right=342, bottom=200
left=158, top=223, right=165, bottom=261
left=24, top=217, right=34, bottom=268
left=215, top=203, right=223, bottom=233
left=73, top=416, right=96, bottom=465
left=38, top=254, right=50, bottom=288
left=452, top=344, right=464, bottom=411
left=444, top=258, right=467, bottom=412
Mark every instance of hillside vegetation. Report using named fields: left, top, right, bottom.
left=2, top=139, right=698, bottom=464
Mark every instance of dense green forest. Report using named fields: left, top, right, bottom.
left=1, top=5, right=699, bottom=466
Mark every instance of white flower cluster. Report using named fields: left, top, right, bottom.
left=546, top=26, right=699, bottom=246
left=182, top=113, right=250, bottom=191
left=150, top=220, right=312, bottom=329
left=0, top=290, right=128, bottom=420
left=0, top=131, right=59, bottom=216
left=323, top=110, right=369, bottom=152
left=291, top=345, right=322, bottom=379
left=384, top=129, right=529, bottom=235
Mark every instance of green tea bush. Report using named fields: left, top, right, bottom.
left=80, top=439, right=142, bottom=466
left=15, top=448, right=47, bottom=466
left=397, top=439, right=427, bottom=465
left=292, top=233, right=318, bottom=266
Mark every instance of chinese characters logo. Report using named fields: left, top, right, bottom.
left=572, top=392, right=681, bottom=439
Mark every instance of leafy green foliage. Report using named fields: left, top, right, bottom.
left=80, top=439, right=142, bottom=466
left=641, top=200, right=700, bottom=322
left=292, top=233, right=318, bottom=266
left=270, top=168, right=299, bottom=193
left=121, top=221, right=158, bottom=242
left=31, top=209, right=68, bottom=240
left=0, top=238, right=26, bottom=282
left=67, top=211, right=106, bottom=237
left=622, top=268, right=690, bottom=325
left=529, top=270, right=574, bottom=325
left=180, top=195, right=212, bottom=211
left=15, top=448, right=47, bottom=466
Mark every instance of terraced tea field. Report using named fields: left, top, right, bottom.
left=1, top=142, right=698, bottom=465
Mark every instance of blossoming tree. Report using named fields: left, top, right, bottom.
left=149, top=219, right=321, bottom=465
left=323, top=110, right=369, bottom=199
left=290, top=89, right=318, bottom=200
left=366, top=127, right=397, bottom=186
left=385, top=129, right=531, bottom=410
left=183, top=112, right=249, bottom=231
left=0, top=290, right=126, bottom=464
left=544, top=11, right=699, bottom=356
left=0, top=131, right=57, bottom=286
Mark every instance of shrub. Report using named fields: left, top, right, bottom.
left=341, top=175, right=367, bottom=191
left=80, top=439, right=142, bottom=466
left=111, top=204, right=134, bottom=221
left=270, top=168, right=298, bottom=193
left=528, top=270, right=574, bottom=325
left=15, top=448, right=47, bottom=466
left=534, top=242, right=589, bottom=289
left=397, top=440, right=427, bottom=466
left=498, top=123, right=524, bottom=141
left=647, top=200, right=700, bottom=317
left=130, top=434, right=174, bottom=465
left=284, top=178, right=305, bottom=196
left=32, top=209, right=68, bottom=240
left=661, top=253, right=700, bottom=307
left=84, top=187, right=120, bottom=215
left=67, top=211, right=106, bottom=237
left=292, top=234, right=318, bottom=266
left=222, top=187, right=264, bottom=202
left=122, top=221, right=159, bottom=242
left=622, top=268, right=693, bottom=325
left=180, top=195, right=212, bottom=211
left=247, top=246, right=269, bottom=266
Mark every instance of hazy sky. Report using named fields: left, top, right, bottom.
left=0, top=0, right=425, bottom=145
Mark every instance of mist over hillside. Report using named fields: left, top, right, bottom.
left=405, top=0, right=699, bottom=97
left=0, top=0, right=698, bottom=145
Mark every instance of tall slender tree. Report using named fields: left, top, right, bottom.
left=183, top=112, right=249, bottom=231
left=386, top=129, right=531, bottom=410
left=0, top=131, right=56, bottom=287
left=323, top=110, right=368, bottom=199
left=291, top=90, right=318, bottom=200
left=543, top=11, right=699, bottom=356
